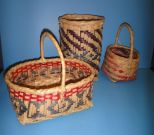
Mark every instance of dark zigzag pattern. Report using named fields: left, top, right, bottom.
left=66, top=29, right=102, bottom=61
left=82, top=30, right=101, bottom=45
left=60, top=28, right=101, bottom=60
left=60, top=28, right=86, bottom=52
left=95, top=29, right=102, bottom=38
left=60, top=36, right=99, bottom=71
left=67, top=29, right=101, bottom=54
left=60, top=32, right=100, bottom=62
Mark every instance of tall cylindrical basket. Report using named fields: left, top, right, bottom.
left=59, top=14, right=105, bottom=79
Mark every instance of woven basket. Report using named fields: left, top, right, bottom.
left=59, top=14, right=105, bottom=79
left=102, top=22, right=140, bottom=82
left=5, top=29, right=95, bottom=125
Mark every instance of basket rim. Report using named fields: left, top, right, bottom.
left=107, top=44, right=140, bottom=60
left=59, top=14, right=105, bottom=31
left=59, top=14, right=105, bottom=22
left=5, top=58, right=95, bottom=94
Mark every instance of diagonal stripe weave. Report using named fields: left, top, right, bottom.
left=59, top=14, right=105, bottom=79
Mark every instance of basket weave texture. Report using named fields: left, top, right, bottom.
left=102, top=22, right=140, bottom=82
left=5, top=29, right=95, bottom=125
left=59, top=14, right=105, bottom=79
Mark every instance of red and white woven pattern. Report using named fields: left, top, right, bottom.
left=11, top=61, right=91, bottom=79
left=9, top=81, right=93, bottom=102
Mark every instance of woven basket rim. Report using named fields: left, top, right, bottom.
left=59, top=14, right=105, bottom=22
left=5, top=58, right=95, bottom=94
left=107, top=44, right=140, bottom=60
left=59, top=14, right=105, bottom=30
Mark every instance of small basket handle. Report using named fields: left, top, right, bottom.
left=40, top=29, right=66, bottom=93
left=114, top=22, right=134, bottom=61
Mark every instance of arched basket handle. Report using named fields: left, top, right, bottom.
left=40, top=29, right=66, bottom=93
left=114, top=22, right=134, bottom=61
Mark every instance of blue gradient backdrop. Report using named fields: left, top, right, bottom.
left=0, top=1, right=154, bottom=135
left=0, top=0, right=153, bottom=69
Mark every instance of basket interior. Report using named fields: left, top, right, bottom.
left=9, top=60, right=92, bottom=89
left=111, top=47, right=138, bottom=59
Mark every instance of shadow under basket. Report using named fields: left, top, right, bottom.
left=4, top=30, right=95, bottom=125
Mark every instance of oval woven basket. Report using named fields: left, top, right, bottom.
left=5, top=29, right=95, bottom=125
left=102, top=22, right=140, bottom=82
left=59, top=14, right=105, bottom=79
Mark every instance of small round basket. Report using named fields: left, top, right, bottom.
left=5, top=29, right=95, bottom=125
left=102, top=22, right=140, bottom=82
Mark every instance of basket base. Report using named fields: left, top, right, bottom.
left=18, top=102, right=93, bottom=125
left=102, top=65, right=136, bottom=82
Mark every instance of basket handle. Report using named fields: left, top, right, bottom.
left=40, top=29, right=66, bottom=93
left=114, top=22, right=134, bottom=61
